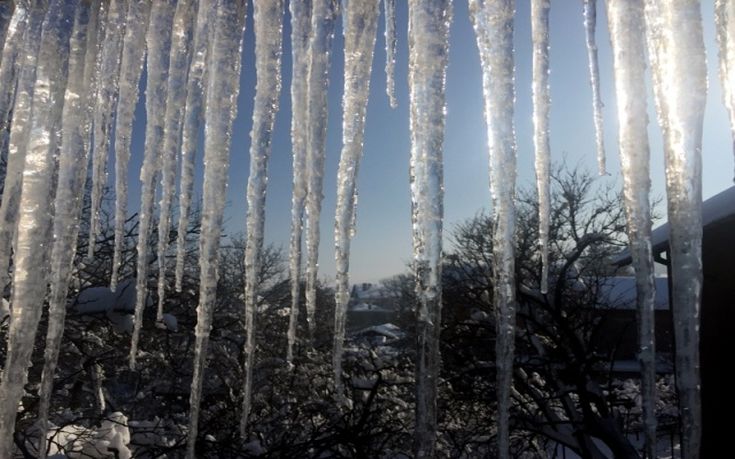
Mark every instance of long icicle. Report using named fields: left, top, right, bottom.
left=0, top=1, right=48, bottom=289
left=175, top=0, right=216, bottom=293
left=715, top=0, right=735, bottom=179
left=644, top=2, right=706, bottom=458
left=333, top=0, right=380, bottom=398
left=408, top=0, right=452, bottom=456
left=88, top=0, right=127, bottom=259
left=606, top=1, right=657, bottom=457
left=469, top=1, right=517, bottom=458
left=37, top=3, right=98, bottom=456
left=156, top=0, right=197, bottom=321
left=0, top=0, right=29, bottom=181
left=530, top=0, right=550, bottom=294
left=186, top=1, right=245, bottom=457
left=285, top=0, right=312, bottom=366
left=0, top=1, right=77, bottom=456
left=582, top=0, right=606, bottom=175
left=110, top=0, right=152, bottom=292
left=129, top=0, right=175, bottom=369
left=384, top=0, right=397, bottom=108
left=304, top=0, right=340, bottom=338
left=240, top=0, right=283, bottom=435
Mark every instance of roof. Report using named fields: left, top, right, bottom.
left=598, top=277, right=670, bottom=311
left=614, top=186, right=735, bottom=265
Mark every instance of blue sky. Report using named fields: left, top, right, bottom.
left=124, top=1, right=734, bottom=284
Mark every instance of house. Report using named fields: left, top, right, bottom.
left=346, top=283, right=399, bottom=331
left=614, top=185, right=735, bottom=457
left=591, top=276, right=674, bottom=375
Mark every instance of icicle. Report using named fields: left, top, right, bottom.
left=606, top=1, right=657, bottom=457
left=129, top=0, right=175, bottom=370
left=240, top=0, right=283, bottom=434
left=644, top=2, right=706, bottom=458
left=531, top=0, right=550, bottom=295
left=0, top=3, right=14, bottom=60
left=0, top=1, right=28, bottom=174
left=304, top=0, right=339, bottom=337
left=0, top=1, right=77, bottom=456
left=156, top=0, right=197, bottom=321
left=715, top=0, right=735, bottom=179
left=469, top=2, right=517, bottom=459
left=332, top=0, right=380, bottom=398
left=0, top=2, right=47, bottom=289
left=185, top=1, right=245, bottom=456
left=175, top=0, right=217, bottom=294
left=286, top=0, right=312, bottom=366
left=110, top=0, right=152, bottom=292
left=384, top=0, right=397, bottom=108
left=37, top=4, right=98, bottom=457
left=582, top=0, right=606, bottom=176
left=408, top=0, right=451, bottom=456
left=88, top=0, right=127, bottom=259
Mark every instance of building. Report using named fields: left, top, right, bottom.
left=614, top=186, right=735, bottom=457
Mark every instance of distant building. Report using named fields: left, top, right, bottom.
left=346, top=283, right=398, bottom=331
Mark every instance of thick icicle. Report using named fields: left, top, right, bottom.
left=469, top=2, right=517, bottom=459
left=129, top=0, right=175, bottom=369
left=185, top=1, right=245, bottom=456
left=0, top=1, right=77, bottom=456
left=0, top=0, right=28, bottom=176
left=582, top=0, right=606, bottom=176
left=332, top=0, right=380, bottom=397
left=606, top=1, right=657, bottom=457
left=110, top=0, right=152, bottom=292
left=175, top=0, right=217, bottom=293
left=644, top=2, right=706, bottom=458
left=304, top=0, right=339, bottom=336
left=408, top=0, right=451, bottom=456
left=286, top=0, right=311, bottom=364
left=285, top=0, right=312, bottom=366
left=384, top=0, right=397, bottom=108
left=241, top=0, right=283, bottom=434
left=88, top=0, right=127, bottom=259
left=0, top=1, right=47, bottom=289
left=156, top=0, right=197, bottom=321
left=530, top=0, right=550, bottom=294
left=37, top=3, right=98, bottom=457
left=715, top=0, right=735, bottom=178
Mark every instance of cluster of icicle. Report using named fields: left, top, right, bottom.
left=0, top=0, right=719, bottom=458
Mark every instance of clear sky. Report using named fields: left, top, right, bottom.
left=124, top=1, right=734, bottom=285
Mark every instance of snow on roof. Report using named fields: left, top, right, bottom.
left=351, top=283, right=387, bottom=300
left=350, top=302, right=391, bottom=312
left=614, top=185, right=735, bottom=265
left=598, top=277, right=670, bottom=311
left=354, top=323, right=404, bottom=340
